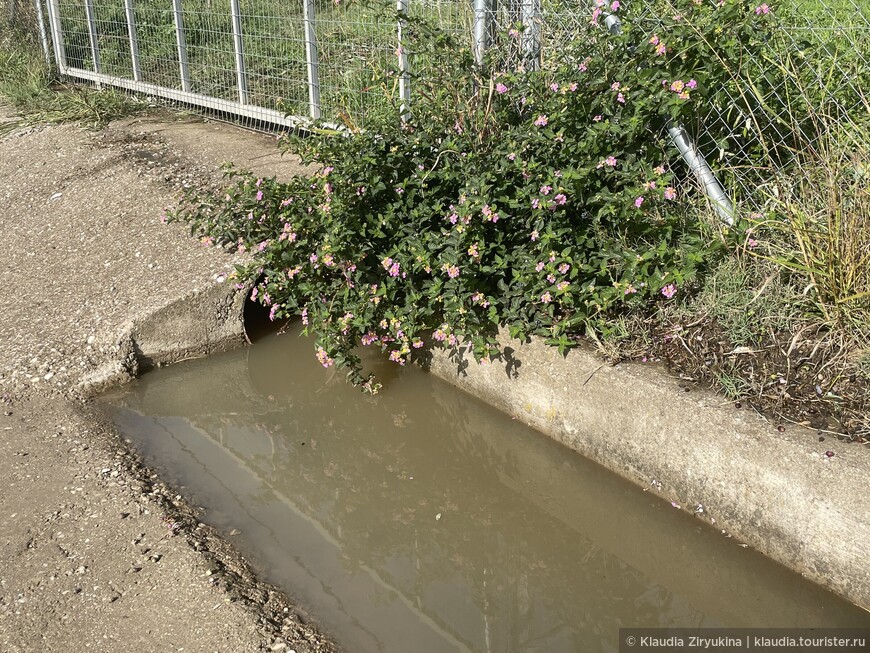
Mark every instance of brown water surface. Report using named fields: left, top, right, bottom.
left=100, top=327, right=870, bottom=653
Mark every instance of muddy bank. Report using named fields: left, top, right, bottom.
left=0, top=105, right=338, bottom=653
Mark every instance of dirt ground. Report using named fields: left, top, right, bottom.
left=0, top=105, right=338, bottom=653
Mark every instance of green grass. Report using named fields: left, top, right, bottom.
left=0, top=24, right=145, bottom=125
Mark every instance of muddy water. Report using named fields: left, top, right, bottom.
left=100, top=327, right=870, bottom=652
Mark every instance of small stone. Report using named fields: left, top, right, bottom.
left=270, top=643, right=287, bottom=652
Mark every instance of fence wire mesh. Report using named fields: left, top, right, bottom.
left=3, top=0, right=868, bottom=212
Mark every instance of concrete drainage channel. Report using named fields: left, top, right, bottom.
left=90, top=276, right=870, bottom=615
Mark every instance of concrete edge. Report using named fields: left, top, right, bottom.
left=427, top=330, right=870, bottom=612
left=76, top=281, right=249, bottom=395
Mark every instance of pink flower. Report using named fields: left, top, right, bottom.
left=389, top=262, right=401, bottom=277
left=597, top=156, right=617, bottom=169
left=389, top=350, right=406, bottom=365
left=550, top=82, right=559, bottom=92
left=553, top=193, right=567, bottom=206
left=558, top=263, right=570, bottom=274
left=301, top=307, right=309, bottom=325
left=617, top=93, right=626, bottom=103
left=755, top=4, right=770, bottom=14
left=593, top=114, right=602, bottom=122
left=315, top=346, right=334, bottom=368
left=531, top=198, right=540, bottom=209
left=670, top=80, right=685, bottom=92
left=256, top=190, right=263, bottom=201
left=664, top=187, right=677, bottom=200
left=531, top=230, right=539, bottom=241
left=540, top=185, right=552, bottom=195
left=635, top=196, right=645, bottom=208
left=496, top=82, right=508, bottom=94
left=507, top=152, right=517, bottom=161
left=747, top=238, right=759, bottom=249
left=557, top=281, right=570, bottom=291
left=687, top=79, right=698, bottom=89
left=654, top=165, right=666, bottom=175
left=541, top=292, right=552, bottom=304
left=535, top=261, right=545, bottom=272
left=534, top=115, right=549, bottom=127
left=655, top=43, right=667, bottom=56
left=442, top=263, right=460, bottom=279
left=610, top=0, right=620, bottom=10
left=661, top=283, right=677, bottom=299
left=649, top=35, right=660, bottom=46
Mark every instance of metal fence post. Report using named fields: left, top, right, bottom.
left=473, top=0, right=490, bottom=66
left=397, top=0, right=410, bottom=118
left=34, top=0, right=51, bottom=64
left=84, top=0, right=101, bottom=73
left=172, top=0, right=191, bottom=92
left=520, top=0, right=541, bottom=71
left=46, top=0, right=66, bottom=69
left=123, top=0, right=141, bottom=81
left=229, top=0, right=248, bottom=104
left=302, top=0, right=321, bottom=119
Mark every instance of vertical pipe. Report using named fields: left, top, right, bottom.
left=34, top=0, right=51, bottom=64
left=302, top=0, right=321, bottom=119
left=397, top=0, right=410, bottom=118
left=520, top=0, right=541, bottom=71
left=124, top=0, right=141, bottom=82
left=46, top=0, right=66, bottom=69
left=172, top=0, right=191, bottom=92
left=84, top=0, right=101, bottom=73
left=229, top=0, right=248, bottom=104
left=472, top=0, right=489, bottom=66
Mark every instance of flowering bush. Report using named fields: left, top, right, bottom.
left=171, top=0, right=787, bottom=390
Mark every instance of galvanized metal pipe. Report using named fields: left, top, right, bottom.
left=34, top=0, right=51, bottom=64
left=171, top=0, right=191, bottom=93
left=302, top=0, right=321, bottom=119
left=520, top=0, right=541, bottom=71
left=472, top=0, right=490, bottom=66
left=397, top=0, right=411, bottom=118
left=45, top=0, right=66, bottom=68
left=123, top=0, right=141, bottom=82
left=229, top=0, right=248, bottom=105
left=84, top=0, right=101, bottom=73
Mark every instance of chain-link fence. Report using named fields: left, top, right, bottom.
left=4, top=0, right=868, bottom=211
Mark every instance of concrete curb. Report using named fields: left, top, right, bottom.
left=427, top=331, right=870, bottom=612
left=77, top=282, right=248, bottom=395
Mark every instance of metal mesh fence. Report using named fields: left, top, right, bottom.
left=3, top=0, right=868, bottom=211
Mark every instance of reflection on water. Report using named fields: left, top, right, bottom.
left=100, top=327, right=870, bottom=653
